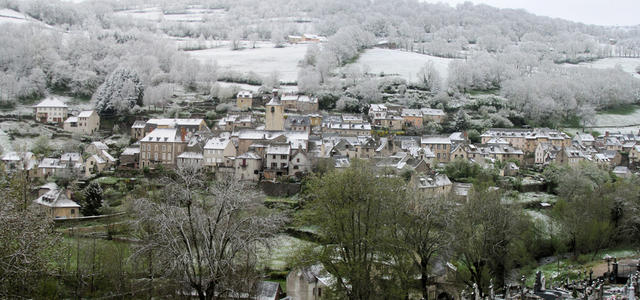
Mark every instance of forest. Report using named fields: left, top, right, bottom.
left=0, top=0, right=639, bottom=129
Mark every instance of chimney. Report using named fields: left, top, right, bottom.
left=66, top=189, right=72, bottom=200
left=272, top=89, right=279, bottom=98
left=605, top=131, right=609, bottom=137
left=181, top=127, right=186, bottom=141
left=463, top=131, right=468, bottom=139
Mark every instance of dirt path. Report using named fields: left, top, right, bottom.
left=591, top=258, right=639, bottom=277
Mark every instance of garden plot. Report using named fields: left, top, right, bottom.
left=564, top=57, right=640, bottom=79
left=354, top=48, right=455, bottom=84
left=188, top=41, right=309, bottom=83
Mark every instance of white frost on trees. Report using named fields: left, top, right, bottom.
left=94, top=67, right=144, bottom=115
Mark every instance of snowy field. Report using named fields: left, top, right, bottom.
left=188, top=41, right=310, bottom=83
left=354, top=48, right=455, bottom=84
left=0, top=8, right=43, bottom=25
left=564, top=105, right=640, bottom=134
left=563, top=57, right=640, bottom=78
left=114, top=7, right=227, bottom=22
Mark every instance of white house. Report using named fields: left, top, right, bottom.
left=34, top=98, right=68, bottom=124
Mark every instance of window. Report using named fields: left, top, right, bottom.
left=281, top=163, right=286, bottom=168
left=296, top=158, right=300, bottom=163
left=154, top=153, right=158, bottom=161
left=271, top=163, right=277, bottom=168
left=281, top=155, right=287, bottom=159
left=272, top=155, right=276, bottom=159
left=154, top=145, right=158, bottom=151
left=162, top=145, right=166, bottom=151
left=162, top=153, right=166, bottom=160
left=71, top=209, right=75, bottom=215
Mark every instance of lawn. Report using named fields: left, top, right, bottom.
left=598, top=104, right=639, bottom=115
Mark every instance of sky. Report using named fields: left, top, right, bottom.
left=423, top=0, right=639, bottom=26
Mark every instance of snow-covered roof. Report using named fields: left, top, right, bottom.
left=421, top=108, right=445, bottom=116
left=415, top=174, right=452, bottom=189
left=237, top=90, right=253, bottom=98
left=177, top=152, right=204, bottom=159
left=78, top=110, right=95, bottom=118
left=146, top=118, right=204, bottom=127
left=131, top=120, right=146, bottom=128
left=421, top=136, right=451, bottom=144
left=204, top=137, right=231, bottom=150
left=121, top=147, right=140, bottom=155
left=39, top=158, right=61, bottom=169
left=236, top=151, right=261, bottom=160
left=91, top=154, right=106, bottom=164
left=64, top=116, right=78, bottom=123
left=34, top=98, right=67, bottom=108
left=61, top=153, right=82, bottom=162
left=91, top=141, right=109, bottom=150
left=101, top=150, right=116, bottom=162
left=142, top=128, right=179, bottom=142
left=266, top=97, right=281, bottom=106
left=401, top=109, right=422, bottom=117
left=34, top=189, right=80, bottom=209
left=267, top=144, right=291, bottom=155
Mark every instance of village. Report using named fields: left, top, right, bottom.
left=5, top=89, right=639, bottom=211
left=3, top=0, right=640, bottom=298
left=2, top=87, right=640, bottom=299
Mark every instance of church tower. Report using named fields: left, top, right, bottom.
left=265, top=90, right=284, bottom=131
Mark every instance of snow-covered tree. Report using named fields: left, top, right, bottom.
left=94, top=67, right=144, bottom=116
left=417, top=61, right=442, bottom=92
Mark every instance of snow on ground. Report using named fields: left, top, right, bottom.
left=0, top=8, right=37, bottom=25
left=592, top=106, right=640, bottom=127
left=188, top=41, right=309, bottom=83
left=354, top=48, right=455, bottom=84
left=114, top=7, right=227, bottom=22
left=0, top=121, right=80, bottom=152
left=563, top=57, right=640, bottom=79
left=565, top=105, right=640, bottom=134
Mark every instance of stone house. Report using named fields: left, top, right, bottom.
left=63, top=110, right=100, bottom=134
left=203, top=137, right=236, bottom=168
left=119, top=146, right=140, bottom=169
left=139, top=128, right=188, bottom=169
left=236, top=90, right=253, bottom=110
left=34, top=184, right=80, bottom=219
left=411, top=173, right=453, bottom=197
left=289, top=150, right=312, bottom=176
left=85, top=154, right=107, bottom=177
left=34, top=98, right=68, bottom=124
left=421, top=136, right=452, bottom=162
left=234, top=152, right=262, bottom=181
left=401, top=109, right=424, bottom=128
left=264, top=144, right=291, bottom=180
left=1, top=151, right=38, bottom=178
left=421, top=108, right=446, bottom=123
left=286, top=265, right=331, bottom=300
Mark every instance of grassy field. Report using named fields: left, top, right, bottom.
left=598, top=104, right=639, bottom=115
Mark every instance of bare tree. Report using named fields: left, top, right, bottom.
left=0, top=169, right=60, bottom=298
left=130, top=165, right=284, bottom=300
